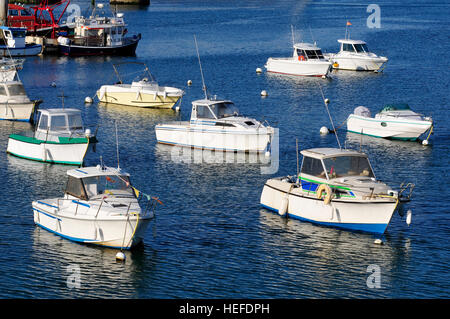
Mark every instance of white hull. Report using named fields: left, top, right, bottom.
left=0, top=45, right=42, bottom=57
left=32, top=200, right=151, bottom=249
left=326, top=54, right=387, bottom=71
left=7, top=135, right=92, bottom=165
left=97, top=85, right=183, bottom=109
left=155, top=122, right=272, bottom=153
left=260, top=178, right=397, bottom=234
left=347, top=114, right=432, bottom=140
left=265, top=57, right=331, bottom=77
left=0, top=101, right=35, bottom=121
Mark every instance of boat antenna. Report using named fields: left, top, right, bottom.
left=291, top=25, right=295, bottom=47
left=115, top=120, right=120, bottom=170
left=296, top=138, right=300, bottom=184
left=317, top=83, right=342, bottom=149
left=309, top=26, right=316, bottom=46
left=194, top=35, right=208, bottom=99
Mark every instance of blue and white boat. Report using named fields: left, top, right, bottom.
left=260, top=147, right=413, bottom=234
left=0, top=26, right=42, bottom=57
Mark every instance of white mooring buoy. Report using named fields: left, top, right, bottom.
left=187, top=80, right=192, bottom=86
left=374, top=238, right=383, bottom=245
left=84, top=96, right=93, bottom=104
left=260, top=90, right=268, bottom=97
left=406, top=209, right=412, bottom=226
left=116, top=251, right=126, bottom=262
left=422, top=140, right=429, bottom=146
left=50, top=81, right=56, bottom=87
left=256, top=67, right=262, bottom=74
left=320, top=126, right=329, bottom=135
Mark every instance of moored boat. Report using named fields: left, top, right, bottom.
left=97, top=62, right=184, bottom=109
left=346, top=103, right=433, bottom=141
left=32, top=165, right=158, bottom=249
left=0, top=26, right=42, bottom=57
left=7, top=108, right=97, bottom=165
left=265, top=42, right=332, bottom=77
left=260, top=147, right=413, bottom=234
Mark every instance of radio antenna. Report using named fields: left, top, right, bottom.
left=194, top=35, right=208, bottom=99
left=317, top=83, right=342, bottom=150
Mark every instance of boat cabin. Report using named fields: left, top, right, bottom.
left=191, top=99, right=240, bottom=121
left=337, top=39, right=369, bottom=54
left=293, top=43, right=325, bottom=61
left=0, top=81, right=29, bottom=101
left=73, top=15, right=126, bottom=47
left=0, top=26, right=27, bottom=48
left=35, top=108, right=84, bottom=135
left=300, top=148, right=375, bottom=181
left=65, top=166, right=133, bottom=201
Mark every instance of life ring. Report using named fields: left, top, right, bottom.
left=316, top=184, right=332, bottom=205
left=298, top=55, right=306, bottom=61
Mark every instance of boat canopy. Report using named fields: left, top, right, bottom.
left=65, top=167, right=133, bottom=200
left=300, top=148, right=374, bottom=180
left=293, top=42, right=325, bottom=60
left=380, top=103, right=411, bottom=112
left=337, top=39, right=369, bottom=53
left=192, top=99, right=239, bottom=120
left=36, top=108, right=84, bottom=132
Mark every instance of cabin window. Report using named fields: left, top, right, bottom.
left=20, top=9, right=32, bottom=16
left=342, top=43, right=354, bottom=52
left=8, top=10, right=19, bottom=16
left=3, top=30, right=12, bottom=38
left=65, top=176, right=88, bottom=200
left=301, top=157, right=326, bottom=178
left=296, top=49, right=307, bottom=59
left=11, top=30, right=26, bottom=38
left=82, top=175, right=132, bottom=199
left=50, top=115, right=67, bottom=131
left=354, top=43, right=369, bottom=53
left=323, top=156, right=374, bottom=178
left=304, top=50, right=324, bottom=59
left=215, top=103, right=239, bottom=119
left=68, top=114, right=83, bottom=130
left=0, top=86, right=5, bottom=95
left=196, top=105, right=216, bottom=119
left=38, top=114, right=48, bottom=130
left=7, top=84, right=26, bottom=96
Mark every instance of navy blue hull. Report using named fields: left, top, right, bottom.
left=58, top=36, right=140, bottom=56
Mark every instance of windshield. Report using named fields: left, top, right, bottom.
left=215, top=102, right=239, bottom=118
left=323, top=156, right=374, bottom=179
left=82, top=175, right=133, bottom=199
left=354, top=43, right=369, bottom=53
left=7, top=84, right=26, bottom=96
left=304, top=49, right=324, bottom=59
left=68, top=114, right=83, bottom=130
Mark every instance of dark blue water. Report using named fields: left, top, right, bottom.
left=0, top=0, right=449, bottom=298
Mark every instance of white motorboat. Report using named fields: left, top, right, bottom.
left=324, top=38, right=388, bottom=72
left=0, top=73, right=41, bottom=121
left=265, top=42, right=332, bottom=77
left=155, top=97, right=274, bottom=153
left=0, top=57, right=24, bottom=81
left=97, top=62, right=184, bottom=109
left=346, top=103, right=433, bottom=141
left=32, top=165, right=157, bottom=249
left=0, top=26, right=42, bottom=57
left=7, top=108, right=97, bottom=165
left=260, top=147, right=413, bottom=234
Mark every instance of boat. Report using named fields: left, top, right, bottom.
left=7, top=108, right=98, bottom=165
left=324, top=39, right=388, bottom=72
left=96, top=62, right=184, bottom=109
left=260, top=147, right=414, bottom=234
left=346, top=103, right=433, bottom=141
left=31, top=164, right=158, bottom=249
left=156, top=36, right=275, bottom=153
left=265, top=42, right=332, bottom=77
left=0, top=26, right=43, bottom=56
left=0, top=66, right=42, bottom=121
left=57, top=7, right=141, bottom=56
left=155, top=97, right=275, bottom=152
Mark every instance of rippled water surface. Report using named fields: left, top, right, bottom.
left=0, top=0, right=449, bottom=298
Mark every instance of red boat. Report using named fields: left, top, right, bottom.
left=7, top=0, right=71, bottom=38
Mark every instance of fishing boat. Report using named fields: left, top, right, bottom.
left=346, top=103, right=433, bottom=141
left=31, top=165, right=158, bottom=249
left=57, top=7, right=140, bottom=56
left=96, top=62, right=184, bottom=109
left=7, top=108, right=97, bottom=165
left=260, top=147, right=414, bottom=234
left=265, top=42, right=332, bottom=77
left=0, top=67, right=41, bottom=121
left=155, top=97, right=275, bottom=152
left=324, top=39, right=388, bottom=72
left=0, top=26, right=42, bottom=57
